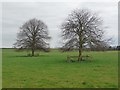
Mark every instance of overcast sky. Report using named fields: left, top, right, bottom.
left=2, top=2, right=118, bottom=48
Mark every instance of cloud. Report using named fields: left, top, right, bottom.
left=2, top=2, right=118, bottom=48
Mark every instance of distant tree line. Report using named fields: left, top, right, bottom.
left=59, top=45, right=119, bottom=51
left=116, top=46, right=120, bottom=50
left=84, top=45, right=119, bottom=51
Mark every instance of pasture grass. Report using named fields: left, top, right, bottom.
left=2, top=49, right=118, bottom=88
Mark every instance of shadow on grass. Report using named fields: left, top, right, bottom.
left=10, top=54, right=50, bottom=58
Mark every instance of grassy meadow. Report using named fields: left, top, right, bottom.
left=2, top=49, right=118, bottom=88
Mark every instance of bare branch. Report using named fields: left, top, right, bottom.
left=14, top=18, right=51, bottom=56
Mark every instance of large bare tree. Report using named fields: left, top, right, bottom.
left=14, top=18, right=50, bottom=56
left=61, top=9, right=109, bottom=61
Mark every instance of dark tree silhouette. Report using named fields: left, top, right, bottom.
left=61, top=9, right=109, bottom=61
left=14, top=18, right=50, bottom=56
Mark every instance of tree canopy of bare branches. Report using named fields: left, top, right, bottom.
left=14, top=18, right=51, bottom=56
left=61, top=9, right=110, bottom=61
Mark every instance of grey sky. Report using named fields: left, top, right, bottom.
left=2, top=2, right=118, bottom=48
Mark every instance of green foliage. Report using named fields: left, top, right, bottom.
left=2, top=49, right=118, bottom=88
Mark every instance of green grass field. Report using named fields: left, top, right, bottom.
left=2, top=49, right=118, bottom=88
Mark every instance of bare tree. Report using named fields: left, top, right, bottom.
left=61, top=9, right=110, bottom=61
left=14, top=18, right=50, bottom=56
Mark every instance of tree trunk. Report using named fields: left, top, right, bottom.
left=78, top=31, right=82, bottom=61
left=32, top=36, right=35, bottom=56
left=78, top=47, right=82, bottom=61
left=32, top=49, right=34, bottom=56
